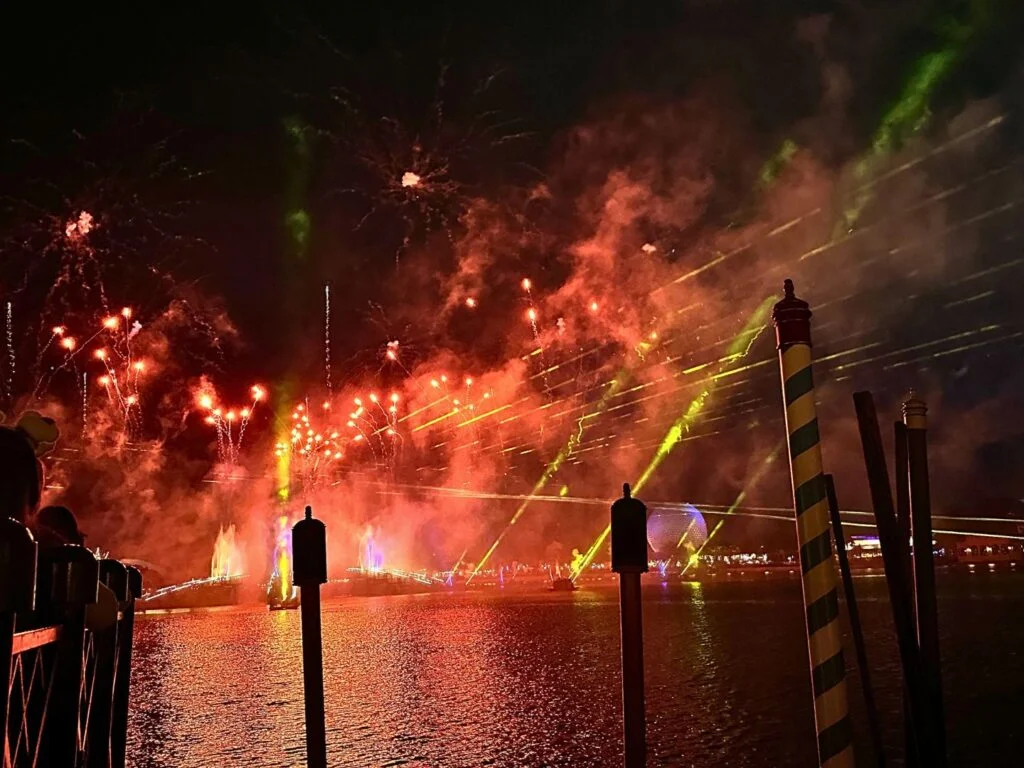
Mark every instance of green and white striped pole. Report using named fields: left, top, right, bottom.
left=773, top=279, right=854, bottom=768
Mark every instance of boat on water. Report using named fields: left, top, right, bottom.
left=550, top=577, right=577, bottom=592
left=268, top=596, right=299, bottom=611
left=267, top=572, right=300, bottom=610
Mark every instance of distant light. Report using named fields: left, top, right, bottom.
left=401, top=171, right=421, bottom=188
left=465, top=297, right=477, bottom=308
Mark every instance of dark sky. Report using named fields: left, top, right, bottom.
left=12, top=1, right=1019, bottom=362
left=3, top=2, right=1024, bottom=564
left=2, top=1, right=1022, bottom=387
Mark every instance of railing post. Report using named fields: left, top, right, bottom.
left=38, top=544, right=99, bottom=767
left=110, top=565, right=141, bottom=768
left=88, top=560, right=128, bottom=768
left=0, top=518, right=37, bottom=755
left=772, top=279, right=854, bottom=768
left=611, top=483, right=648, bottom=768
left=292, top=506, right=328, bottom=768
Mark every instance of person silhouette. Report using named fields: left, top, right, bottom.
left=34, top=504, right=85, bottom=548
left=0, top=426, right=42, bottom=524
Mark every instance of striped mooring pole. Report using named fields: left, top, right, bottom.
left=773, top=279, right=854, bottom=768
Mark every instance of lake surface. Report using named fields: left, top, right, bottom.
left=127, top=571, right=1024, bottom=766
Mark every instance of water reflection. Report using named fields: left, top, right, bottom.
left=128, top=576, right=1024, bottom=767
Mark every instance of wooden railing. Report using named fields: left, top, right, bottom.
left=0, top=518, right=141, bottom=768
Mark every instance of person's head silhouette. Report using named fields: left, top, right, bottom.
left=35, top=505, right=85, bottom=547
left=0, top=427, right=42, bottom=525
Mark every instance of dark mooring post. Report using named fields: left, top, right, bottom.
left=611, top=483, right=648, bottom=768
left=903, top=393, right=947, bottom=765
left=853, top=392, right=931, bottom=765
left=824, top=475, right=885, bottom=768
left=293, top=505, right=328, bottom=768
left=893, top=421, right=916, bottom=768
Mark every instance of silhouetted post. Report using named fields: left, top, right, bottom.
left=611, top=483, right=647, bottom=768
left=89, top=559, right=129, bottom=768
left=0, top=519, right=37, bottom=741
left=824, top=476, right=885, bottom=767
left=853, top=391, right=932, bottom=765
left=893, top=421, right=916, bottom=767
left=772, top=280, right=854, bottom=768
left=39, top=544, right=100, bottom=767
left=903, top=393, right=947, bottom=764
left=293, top=505, right=328, bottom=768
left=111, top=565, right=141, bottom=768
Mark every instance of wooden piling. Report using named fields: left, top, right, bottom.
left=773, top=280, right=853, bottom=768
left=824, top=475, right=885, bottom=767
left=852, top=391, right=932, bottom=766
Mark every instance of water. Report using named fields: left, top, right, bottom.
left=128, top=571, right=1024, bottom=766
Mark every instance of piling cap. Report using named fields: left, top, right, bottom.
left=772, top=279, right=813, bottom=350
left=611, top=483, right=648, bottom=574
left=292, top=505, right=328, bottom=586
left=902, top=389, right=928, bottom=428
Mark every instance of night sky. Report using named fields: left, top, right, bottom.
left=2, top=2, right=1024, bottom=562
left=7, top=1, right=1022, bottom=376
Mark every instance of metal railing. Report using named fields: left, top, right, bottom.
left=0, top=518, right=141, bottom=768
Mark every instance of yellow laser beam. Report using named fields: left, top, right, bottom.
left=466, top=371, right=630, bottom=582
